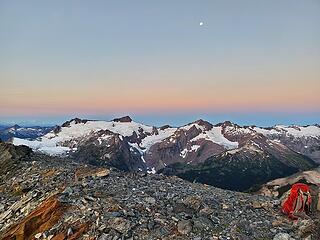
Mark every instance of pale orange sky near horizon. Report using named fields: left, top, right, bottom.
left=1, top=60, right=319, bottom=115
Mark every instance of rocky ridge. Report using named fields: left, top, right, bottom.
left=0, top=142, right=319, bottom=240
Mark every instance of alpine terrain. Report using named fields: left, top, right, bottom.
left=11, top=117, right=319, bottom=191
left=0, top=141, right=319, bottom=240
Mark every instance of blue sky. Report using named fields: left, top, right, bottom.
left=0, top=0, right=319, bottom=126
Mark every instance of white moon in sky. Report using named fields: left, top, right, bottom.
left=199, top=22, right=204, bottom=26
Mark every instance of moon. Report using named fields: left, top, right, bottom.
left=199, top=22, right=204, bottom=26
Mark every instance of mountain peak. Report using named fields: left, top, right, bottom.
left=192, top=119, right=213, bottom=130
left=159, top=124, right=171, bottom=130
left=112, top=116, right=132, bottom=123
left=215, top=121, right=238, bottom=128
left=61, top=118, right=89, bottom=127
left=11, top=124, right=21, bottom=129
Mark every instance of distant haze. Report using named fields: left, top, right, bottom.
left=0, top=1, right=319, bottom=124
left=0, top=112, right=319, bottom=128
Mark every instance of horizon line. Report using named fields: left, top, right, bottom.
left=0, top=112, right=319, bottom=128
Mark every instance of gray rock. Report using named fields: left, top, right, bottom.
left=67, top=227, right=73, bottom=236
left=177, top=220, right=193, bottom=235
left=193, top=216, right=214, bottom=232
left=144, top=197, right=156, bottom=205
left=98, top=233, right=109, bottom=240
left=108, top=217, right=131, bottom=234
left=273, top=233, right=293, bottom=240
left=183, top=195, right=202, bottom=211
left=63, top=187, right=73, bottom=195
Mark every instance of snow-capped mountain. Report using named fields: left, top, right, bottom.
left=12, top=117, right=242, bottom=170
left=159, top=122, right=318, bottom=191
left=0, top=125, right=54, bottom=142
left=12, top=117, right=319, bottom=190
left=253, top=125, right=320, bottom=163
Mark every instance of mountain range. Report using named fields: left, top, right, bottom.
left=0, top=125, right=54, bottom=142
left=11, top=116, right=320, bottom=191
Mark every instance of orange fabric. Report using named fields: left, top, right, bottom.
left=282, top=183, right=312, bottom=219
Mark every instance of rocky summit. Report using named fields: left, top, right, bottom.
left=0, top=142, right=319, bottom=240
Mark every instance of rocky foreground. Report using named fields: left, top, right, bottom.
left=0, top=143, right=319, bottom=240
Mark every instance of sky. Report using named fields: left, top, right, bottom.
left=0, top=0, right=319, bottom=126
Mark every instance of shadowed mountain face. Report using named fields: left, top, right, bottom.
left=160, top=148, right=316, bottom=192
left=71, top=129, right=147, bottom=172
left=10, top=117, right=320, bottom=191
left=0, top=140, right=32, bottom=177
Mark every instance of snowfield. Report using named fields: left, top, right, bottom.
left=191, top=126, right=239, bottom=149
left=12, top=138, right=71, bottom=155
left=140, top=127, right=177, bottom=150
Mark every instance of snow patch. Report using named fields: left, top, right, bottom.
left=225, top=125, right=253, bottom=135
left=97, top=134, right=112, bottom=145
left=191, top=145, right=201, bottom=151
left=181, top=123, right=206, bottom=131
left=191, top=126, right=238, bottom=149
left=13, top=138, right=70, bottom=155
left=180, top=144, right=201, bottom=158
left=147, top=167, right=156, bottom=174
left=128, top=142, right=146, bottom=163
left=140, top=127, right=177, bottom=151
left=180, top=148, right=188, bottom=158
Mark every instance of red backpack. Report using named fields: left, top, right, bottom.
left=282, top=183, right=312, bottom=219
